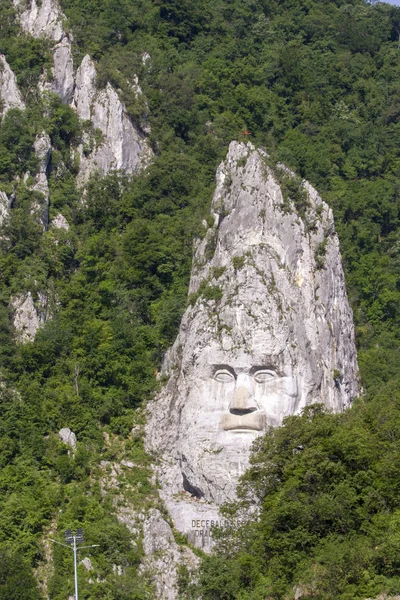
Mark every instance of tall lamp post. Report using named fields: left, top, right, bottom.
left=49, top=529, right=99, bottom=600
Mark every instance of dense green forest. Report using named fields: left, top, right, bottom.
left=1, top=0, right=400, bottom=598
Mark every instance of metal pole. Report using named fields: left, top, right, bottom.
left=73, top=535, right=79, bottom=600
left=48, top=535, right=99, bottom=600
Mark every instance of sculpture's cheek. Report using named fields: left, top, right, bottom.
left=254, top=378, right=299, bottom=424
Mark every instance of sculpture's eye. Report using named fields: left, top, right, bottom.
left=254, top=370, right=276, bottom=383
left=214, top=370, right=235, bottom=383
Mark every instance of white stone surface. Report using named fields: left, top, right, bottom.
left=141, top=509, right=199, bottom=600
left=52, top=37, right=74, bottom=103
left=146, top=141, right=360, bottom=550
left=0, top=191, right=11, bottom=226
left=73, top=56, right=152, bottom=184
left=30, top=132, right=51, bottom=230
left=11, top=291, right=47, bottom=342
left=12, top=0, right=74, bottom=103
left=13, top=0, right=64, bottom=41
left=80, top=557, right=93, bottom=571
left=73, top=55, right=96, bottom=121
left=0, top=55, right=25, bottom=117
left=51, top=213, right=69, bottom=230
left=112, top=564, right=123, bottom=576
left=58, top=427, right=77, bottom=450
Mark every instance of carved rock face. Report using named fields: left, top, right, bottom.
left=146, top=142, right=360, bottom=548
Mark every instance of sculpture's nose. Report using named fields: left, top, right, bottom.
left=230, top=374, right=258, bottom=414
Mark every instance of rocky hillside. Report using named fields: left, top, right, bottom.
left=1, top=0, right=400, bottom=599
left=1, top=0, right=151, bottom=343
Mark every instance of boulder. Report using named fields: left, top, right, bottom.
left=58, top=427, right=77, bottom=450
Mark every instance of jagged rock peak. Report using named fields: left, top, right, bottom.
left=12, top=0, right=65, bottom=42
left=73, top=55, right=97, bottom=121
left=12, top=0, right=74, bottom=103
left=33, top=132, right=51, bottom=194
left=52, top=37, right=74, bottom=103
left=146, top=141, right=360, bottom=550
left=51, top=213, right=69, bottom=230
left=74, top=56, right=153, bottom=184
left=0, top=55, right=25, bottom=117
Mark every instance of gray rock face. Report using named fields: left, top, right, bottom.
left=0, top=191, right=12, bottom=226
left=0, top=55, right=25, bottom=117
left=12, top=0, right=74, bottom=104
left=9, top=4, right=151, bottom=179
left=51, top=213, right=69, bottom=230
left=141, top=509, right=198, bottom=600
left=11, top=291, right=47, bottom=342
left=146, top=141, right=360, bottom=549
left=58, top=427, right=77, bottom=450
left=80, top=557, right=93, bottom=571
left=73, top=55, right=96, bottom=121
left=13, top=0, right=64, bottom=41
left=74, top=55, right=152, bottom=184
left=52, top=37, right=74, bottom=104
left=30, top=132, right=51, bottom=229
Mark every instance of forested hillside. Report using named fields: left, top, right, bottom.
left=1, top=0, right=400, bottom=598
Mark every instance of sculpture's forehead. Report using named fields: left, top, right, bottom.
left=198, top=344, right=288, bottom=369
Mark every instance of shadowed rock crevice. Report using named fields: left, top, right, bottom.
left=182, top=472, right=205, bottom=499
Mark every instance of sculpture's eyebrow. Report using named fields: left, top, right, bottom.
left=212, top=364, right=236, bottom=377
left=250, top=365, right=277, bottom=373
left=250, top=361, right=283, bottom=376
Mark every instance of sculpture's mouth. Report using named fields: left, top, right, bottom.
left=219, top=412, right=266, bottom=432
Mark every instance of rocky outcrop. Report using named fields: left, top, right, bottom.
left=30, top=132, right=51, bottom=229
left=51, top=213, right=69, bottom=230
left=52, top=37, right=74, bottom=103
left=0, top=191, right=12, bottom=226
left=73, top=54, right=96, bottom=121
left=146, top=141, right=360, bottom=551
left=13, top=0, right=64, bottom=40
left=73, top=55, right=152, bottom=184
left=12, top=0, right=74, bottom=104
left=58, top=427, right=77, bottom=450
left=11, top=291, right=47, bottom=342
left=0, top=55, right=25, bottom=117
left=141, top=509, right=199, bottom=600
left=11, top=2, right=151, bottom=181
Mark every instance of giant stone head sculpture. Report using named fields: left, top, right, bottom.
left=146, top=142, right=359, bottom=546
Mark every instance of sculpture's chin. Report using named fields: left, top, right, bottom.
left=219, top=412, right=266, bottom=432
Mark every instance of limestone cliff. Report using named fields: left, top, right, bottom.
left=0, top=55, right=25, bottom=117
left=11, top=0, right=152, bottom=183
left=146, top=141, right=360, bottom=553
left=6, top=0, right=152, bottom=343
left=12, top=0, right=74, bottom=104
left=73, top=55, right=152, bottom=184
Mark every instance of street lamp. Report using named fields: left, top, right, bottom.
left=49, top=529, right=99, bottom=600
